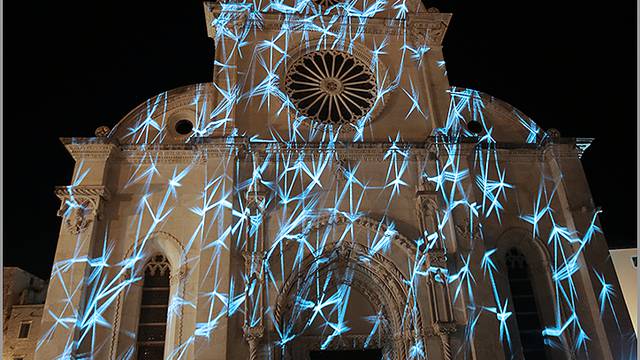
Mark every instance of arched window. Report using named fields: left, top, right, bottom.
left=505, top=248, right=548, bottom=359
left=137, top=254, right=171, bottom=360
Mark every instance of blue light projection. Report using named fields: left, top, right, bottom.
left=38, top=1, right=635, bottom=359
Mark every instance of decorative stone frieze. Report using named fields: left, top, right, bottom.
left=59, top=139, right=118, bottom=162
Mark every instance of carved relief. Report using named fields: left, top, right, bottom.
left=454, top=220, right=482, bottom=242
left=55, top=186, right=110, bottom=235
left=58, top=199, right=94, bottom=234
left=409, top=19, right=449, bottom=48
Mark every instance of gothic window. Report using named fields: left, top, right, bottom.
left=505, top=248, right=548, bottom=359
left=137, top=254, right=171, bottom=360
left=285, top=50, right=377, bottom=125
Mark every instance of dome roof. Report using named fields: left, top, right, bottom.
left=440, top=87, right=545, bottom=144
left=109, top=83, right=222, bottom=145
left=107, top=83, right=545, bottom=145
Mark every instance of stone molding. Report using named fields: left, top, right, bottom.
left=59, top=137, right=582, bottom=164
left=60, top=141, right=119, bottom=162
left=299, top=213, right=417, bottom=255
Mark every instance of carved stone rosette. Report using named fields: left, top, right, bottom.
left=55, top=185, right=110, bottom=235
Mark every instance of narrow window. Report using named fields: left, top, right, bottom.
left=505, top=248, right=548, bottom=359
left=631, top=255, right=637, bottom=269
left=17, top=322, right=30, bottom=339
left=137, top=254, right=171, bottom=360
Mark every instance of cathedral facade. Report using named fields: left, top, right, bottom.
left=34, top=1, right=634, bottom=360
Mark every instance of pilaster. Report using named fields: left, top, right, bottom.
left=35, top=140, right=116, bottom=360
left=415, top=182, right=456, bottom=360
left=242, top=188, right=267, bottom=360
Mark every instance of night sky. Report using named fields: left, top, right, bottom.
left=3, top=1, right=636, bottom=280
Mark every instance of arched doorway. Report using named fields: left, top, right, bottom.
left=273, top=240, right=424, bottom=360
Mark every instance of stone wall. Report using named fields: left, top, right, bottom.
left=3, top=268, right=47, bottom=360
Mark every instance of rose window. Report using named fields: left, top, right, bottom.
left=284, top=50, right=377, bottom=125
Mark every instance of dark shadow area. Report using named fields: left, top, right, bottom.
left=310, top=349, right=382, bottom=360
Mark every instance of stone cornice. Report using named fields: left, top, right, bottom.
left=60, top=138, right=119, bottom=162
left=541, top=141, right=587, bottom=161
left=204, top=2, right=451, bottom=44
left=57, top=137, right=586, bottom=164
left=54, top=185, right=111, bottom=202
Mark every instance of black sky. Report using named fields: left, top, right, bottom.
left=3, top=1, right=636, bottom=279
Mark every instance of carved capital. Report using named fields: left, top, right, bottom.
left=170, top=263, right=188, bottom=282
left=242, top=324, right=264, bottom=360
left=243, top=324, right=264, bottom=341
left=425, top=322, right=457, bottom=338
left=426, top=249, right=447, bottom=268
left=55, top=185, right=110, bottom=234
left=433, top=321, right=457, bottom=336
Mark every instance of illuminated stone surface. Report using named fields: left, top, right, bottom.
left=33, top=2, right=635, bottom=359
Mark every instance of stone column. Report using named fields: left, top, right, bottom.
left=243, top=325, right=265, bottom=360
